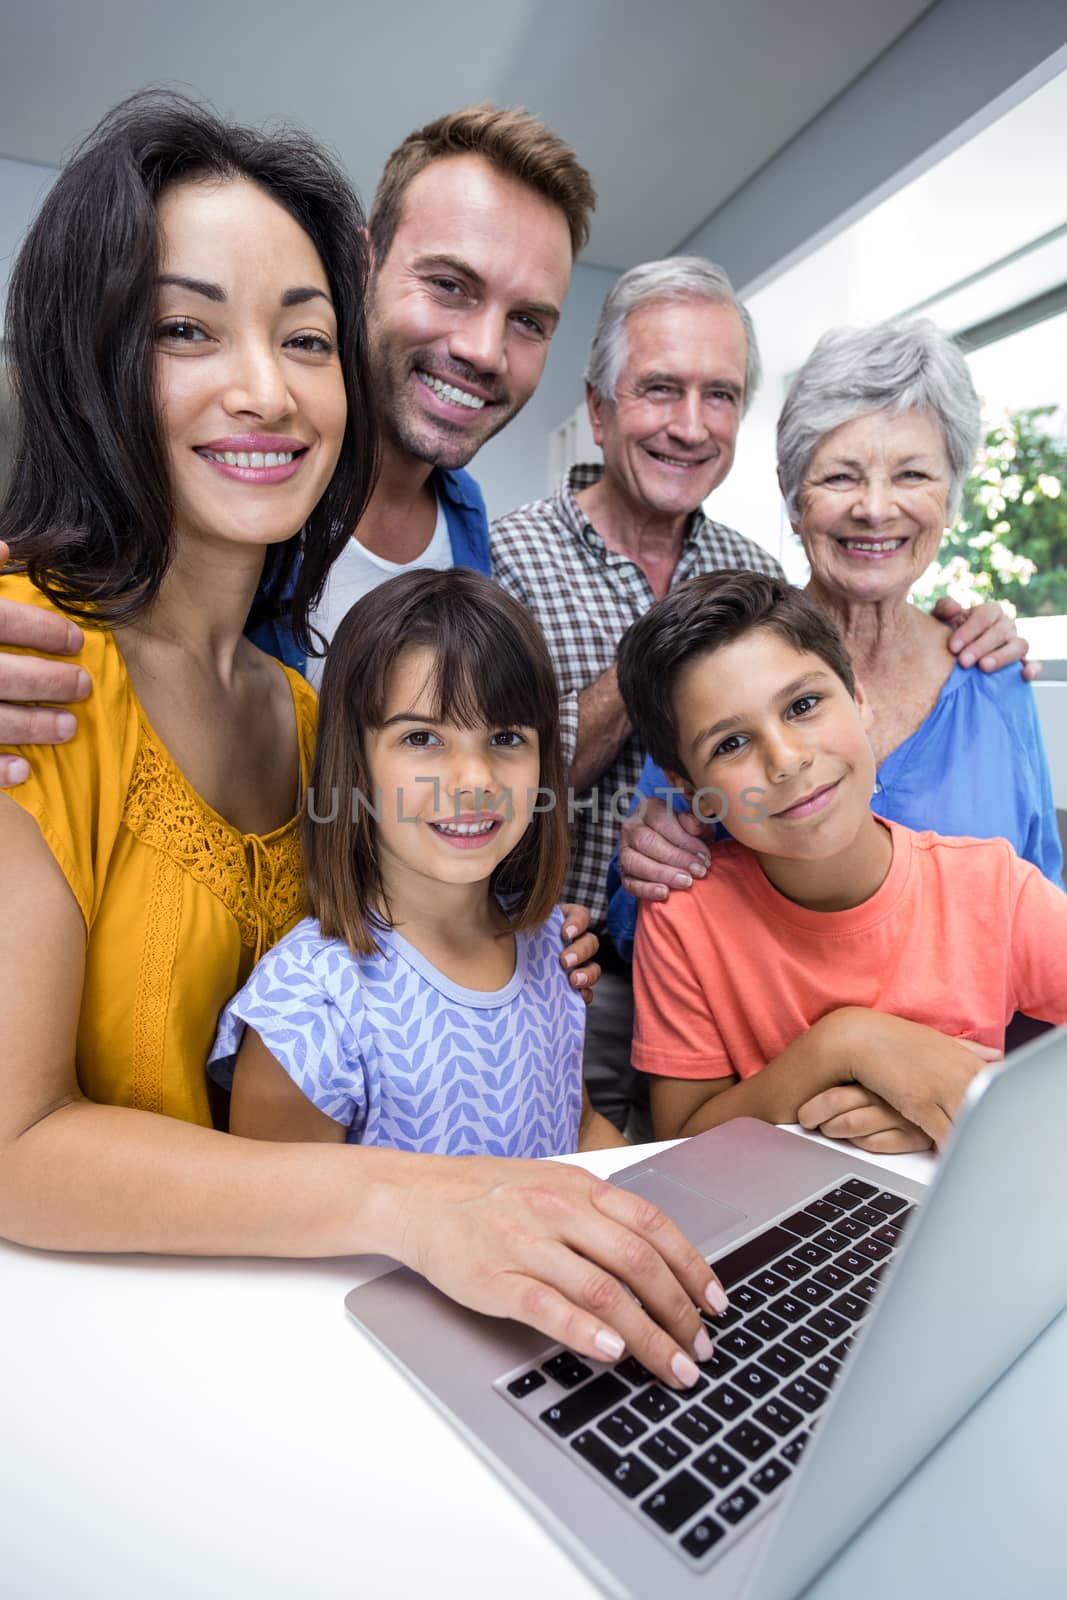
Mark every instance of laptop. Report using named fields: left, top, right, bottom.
left=345, top=1026, right=1067, bottom=1597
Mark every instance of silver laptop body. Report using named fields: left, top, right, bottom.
left=345, top=1027, right=1067, bottom=1598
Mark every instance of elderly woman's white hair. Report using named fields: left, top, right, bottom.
left=584, top=256, right=762, bottom=412
left=776, top=318, right=981, bottom=523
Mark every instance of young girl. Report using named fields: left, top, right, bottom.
left=210, top=567, right=626, bottom=1155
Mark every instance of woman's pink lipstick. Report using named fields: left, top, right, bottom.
left=196, top=434, right=309, bottom=485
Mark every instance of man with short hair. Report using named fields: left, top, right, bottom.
left=257, top=104, right=597, bottom=682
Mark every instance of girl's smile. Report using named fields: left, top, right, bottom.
left=366, top=646, right=541, bottom=898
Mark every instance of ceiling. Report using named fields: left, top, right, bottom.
left=1, top=0, right=935, bottom=271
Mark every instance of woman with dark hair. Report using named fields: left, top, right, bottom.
left=0, top=94, right=725, bottom=1391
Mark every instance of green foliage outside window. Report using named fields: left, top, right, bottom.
left=911, top=405, right=1067, bottom=618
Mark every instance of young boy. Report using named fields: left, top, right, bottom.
left=616, top=572, right=1067, bottom=1151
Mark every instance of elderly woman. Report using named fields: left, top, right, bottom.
left=611, top=318, right=1061, bottom=953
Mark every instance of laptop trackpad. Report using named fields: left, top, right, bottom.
left=613, top=1168, right=747, bottom=1250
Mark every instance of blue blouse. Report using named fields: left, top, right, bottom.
left=606, top=662, right=1063, bottom=961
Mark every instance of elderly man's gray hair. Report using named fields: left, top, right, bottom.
left=585, top=256, right=762, bottom=412
left=776, top=319, right=981, bottom=522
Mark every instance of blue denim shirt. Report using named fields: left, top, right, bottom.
left=246, top=466, right=491, bottom=673
left=606, top=662, right=1063, bottom=961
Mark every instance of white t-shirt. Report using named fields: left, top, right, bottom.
left=304, top=495, right=453, bottom=690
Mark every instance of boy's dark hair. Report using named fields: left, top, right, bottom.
left=305, top=567, right=570, bottom=956
left=1, top=91, right=378, bottom=649
left=616, top=570, right=857, bottom=781
left=369, top=104, right=596, bottom=263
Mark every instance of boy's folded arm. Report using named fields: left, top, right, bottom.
left=649, top=1012, right=856, bottom=1139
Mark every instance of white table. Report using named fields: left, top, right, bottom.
left=2, top=1133, right=1064, bottom=1599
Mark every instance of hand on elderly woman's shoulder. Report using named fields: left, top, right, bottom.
left=932, top=596, right=1041, bottom=680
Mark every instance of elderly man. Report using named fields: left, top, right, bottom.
left=492, top=259, right=779, bottom=941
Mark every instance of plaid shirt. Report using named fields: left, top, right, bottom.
left=490, top=464, right=784, bottom=929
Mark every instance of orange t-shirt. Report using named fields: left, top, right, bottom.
left=631, top=819, right=1067, bottom=1082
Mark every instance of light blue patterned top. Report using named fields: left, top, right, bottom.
left=208, top=909, right=584, bottom=1157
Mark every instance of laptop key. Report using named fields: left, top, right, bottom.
left=781, top=1376, right=830, bottom=1414
left=540, top=1373, right=631, bottom=1437
left=507, top=1370, right=546, bottom=1400
left=790, top=1242, right=831, bottom=1268
left=805, top=1198, right=844, bottom=1223
left=681, top=1516, right=727, bottom=1559
left=704, top=1382, right=752, bottom=1421
left=640, top=1426, right=692, bottom=1471
left=632, top=1385, right=680, bottom=1423
left=750, top=1269, right=790, bottom=1296
left=769, top=1293, right=810, bottom=1324
left=831, top=1292, right=870, bottom=1323
left=770, top=1254, right=809, bottom=1282
left=542, top=1352, right=593, bottom=1388
left=812, top=1229, right=851, bottom=1254
left=783, top=1326, right=828, bottom=1358
left=809, top=1355, right=841, bottom=1389
left=600, top=1406, right=648, bottom=1447
left=641, top=1470, right=712, bottom=1533
left=712, top=1226, right=799, bottom=1289
left=760, top=1342, right=804, bottom=1377
left=697, top=1347, right=738, bottom=1380
left=807, top=1309, right=851, bottom=1341
left=853, top=1205, right=886, bottom=1229
left=781, top=1431, right=810, bottom=1465
left=842, top=1178, right=878, bottom=1200
left=851, top=1275, right=880, bottom=1303
left=731, top=1283, right=767, bottom=1313
left=872, top=1222, right=902, bottom=1247
left=693, top=1443, right=746, bottom=1489
left=744, top=1310, right=787, bottom=1342
left=870, top=1191, right=908, bottom=1216
left=754, top=1397, right=803, bottom=1436
left=718, top=1486, right=760, bottom=1526
left=795, top=1278, right=832, bottom=1307
left=571, top=1432, right=656, bottom=1498
left=719, top=1327, right=763, bottom=1360
left=822, top=1186, right=863, bottom=1210
left=724, top=1420, right=776, bottom=1462
left=857, top=1235, right=895, bottom=1260
left=813, top=1264, right=852, bottom=1292
left=733, top=1363, right=778, bottom=1400
left=674, top=1405, right=721, bottom=1446
left=615, top=1356, right=653, bottom=1388
left=779, top=1210, right=824, bottom=1238
left=831, top=1337, right=855, bottom=1361
left=836, top=1216, right=868, bottom=1240
left=837, top=1251, right=870, bottom=1276
left=752, top=1457, right=792, bottom=1495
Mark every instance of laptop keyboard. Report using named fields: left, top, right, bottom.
left=496, top=1175, right=915, bottom=1571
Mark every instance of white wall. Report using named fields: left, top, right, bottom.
left=679, top=0, right=1067, bottom=298
left=1034, top=683, right=1067, bottom=807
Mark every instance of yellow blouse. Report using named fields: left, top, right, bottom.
left=1, top=574, right=318, bottom=1126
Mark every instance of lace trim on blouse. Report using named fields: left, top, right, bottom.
left=122, top=712, right=304, bottom=963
